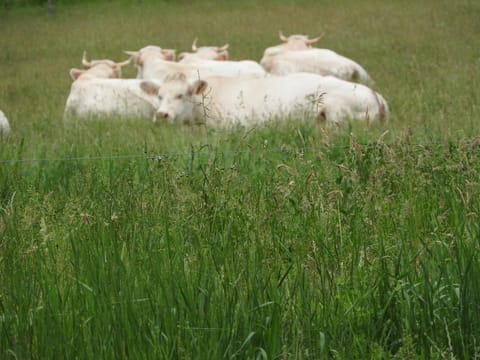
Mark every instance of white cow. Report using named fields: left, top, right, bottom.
left=178, top=38, right=229, bottom=62
left=139, top=72, right=389, bottom=127
left=260, top=48, right=374, bottom=86
left=124, top=45, right=177, bottom=79
left=64, top=79, right=161, bottom=120
left=131, top=55, right=266, bottom=81
left=69, top=51, right=131, bottom=81
left=262, top=31, right=324, bottom=56
left=0, top=110, right=11, bottom=136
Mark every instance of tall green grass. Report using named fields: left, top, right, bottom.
left=1, top=0, right=480, bottom=358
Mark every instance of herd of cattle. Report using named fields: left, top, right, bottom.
left=64, top=32, right=389, bottom=128
left=0, top=32, right=390, bottom=136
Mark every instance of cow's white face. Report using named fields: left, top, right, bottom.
left=179, top=47, right=229, bottom=62
left=70, top=63, right=121, bottom=81
left=196, top=47, right=229, bottom=61
left=140, top=73, right=207, bottom=124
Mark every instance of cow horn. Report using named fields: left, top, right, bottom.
left=278, top=30, right=288, bottom=42
left=116, top=58, right=132, bottom=67
left=124, top=50, right=138, bottom=56
left=82, top=51, right=92, bottom=68
left=192, top=38, right=198, bottom=52
left=306, top=32, right=325, bottom=45
left=218, top=43, right=229, bottom=51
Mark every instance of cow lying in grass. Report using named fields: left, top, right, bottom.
left=260, top=31, right=374, bottom=86
left=64, top=79, right=161, bottom=120
left=139, top=72, right=389, bottom=127
left=260, top=48, right=374, bottom=87
left=0, top=110, right=10, bottom=136
left=127, top=46, right=264, bottom=81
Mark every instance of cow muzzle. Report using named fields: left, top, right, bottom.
left=154, top=111, right=170, bottom=123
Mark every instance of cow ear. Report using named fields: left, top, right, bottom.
left=70, top=68, right=84, bottom=80
left=191, top=80, right=207, bottom=95
left=140, top=81, right=160, bottom=95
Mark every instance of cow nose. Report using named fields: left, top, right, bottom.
left=156, top=111, right=170, bottom=122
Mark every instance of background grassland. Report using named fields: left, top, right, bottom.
left=1, top=0, right=480, bottom=359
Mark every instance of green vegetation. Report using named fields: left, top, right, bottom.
left=1, top=0, right=480, bottom=358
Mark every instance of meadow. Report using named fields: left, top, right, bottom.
left=1, top=0, right=480, bottom=358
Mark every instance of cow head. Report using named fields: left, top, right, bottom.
left=278, top=31, right=324, bottom=48
left=70, top=51, right=132, bottom=81
left=124, top=46, right=176, bottom=79
left=82, top=51, right=131, bottom=78
left=262, top=32, right=325, bottom=59
left=178, top=39, right=229, bottom=61
left=124, top=46, right=176, bottom=65
left=192, top=38, right=229, bottom=60
left=140, top=72, right=208, bottom=124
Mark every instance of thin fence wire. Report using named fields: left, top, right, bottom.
left=0, top=148, right=299, bottom=165
left=0, top=139, right=474, bottom=165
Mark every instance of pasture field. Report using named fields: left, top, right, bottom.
left=1, top=0, right=480, bottom=358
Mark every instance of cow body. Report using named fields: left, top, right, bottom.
left=136, top=57, right=266, bottom=81
left=140, top=72, right=388, bottom=127
left=261, top=49, right=374, bottom=86
left=64, top=79, right=160, bottom=120
left=0, top=110, right=11, bottom=136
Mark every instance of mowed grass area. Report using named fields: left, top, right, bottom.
left=1, top=0, right=480, bottom=358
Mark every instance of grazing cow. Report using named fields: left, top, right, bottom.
left=178, top=38, right=229, bottom=62
left=64, top=79, right=161, bottom=120
left=139, top=72, right=389, bottom=127
left=260, top=48, right=374, bottom=86
left=69, top=51, right=131, bottom=81
left=124, top=45, right=177, bottom=79
left=130, top=54, right=266, bottom=81
left=262, top=31, right=324, bottom=56
left=0, top=110, right=11, bottom=136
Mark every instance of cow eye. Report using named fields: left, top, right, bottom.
left=158, top=95, right=163, bottom=101
left=175, top=94, right=184, bottom=100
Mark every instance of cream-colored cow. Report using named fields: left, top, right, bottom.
left=0, top=110, right=11, bottom=136
left=261, top=48, right=374, bottom=86
left=140, top=72, right=389, bottom=127
left=69, top=51, right=131, bottom=81
left=64, top=79, right=161, bottom=120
